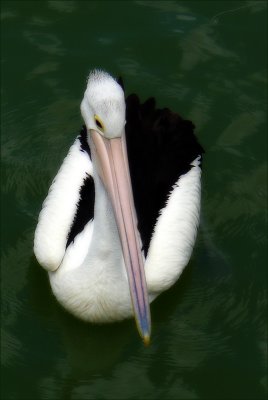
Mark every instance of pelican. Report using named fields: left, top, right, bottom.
left=34, top=70, right=204, bottom=344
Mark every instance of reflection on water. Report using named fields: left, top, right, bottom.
left=188, top=93, right=212, bottom=130
left=210, top=1, right=267, bottom=25
left=27, top=61, right=60, bottom=79
left=1, top=1, right=267, bottom=399
left=24, top=31, right=65, bottom=56
left=29, top=16, right=52, bottom=28
left=179, top=23, right=238, bottom=71
left=136, top=1, right=190, bottom=14
left=215, top=111, right=265, bottom=149
left=48, top=1, right=76, bottom=14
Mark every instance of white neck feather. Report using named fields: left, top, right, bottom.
left=48, top=148, right=132, bottom=322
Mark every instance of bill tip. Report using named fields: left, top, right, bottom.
left=143, top=334, right=151, bottom=346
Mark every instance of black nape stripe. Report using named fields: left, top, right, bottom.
left=66, top=174, right=95, bottom=248
left=117, top=76, right=125, bottom=92
left=79, top=125, right=91, bottom=157
left=125, top=93, right=204, bottom=256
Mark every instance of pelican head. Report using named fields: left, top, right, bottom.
left=80, top=70, right=151, bottom=345
left=81, top=69, right=125, bottom=139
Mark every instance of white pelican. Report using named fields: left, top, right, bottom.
left=34, top=70, right=204, bottom=344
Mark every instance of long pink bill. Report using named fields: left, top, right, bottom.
left=90, top=129, right=151, bottom=345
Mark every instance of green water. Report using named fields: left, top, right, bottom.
left=1, top=1, right=267, bottom=399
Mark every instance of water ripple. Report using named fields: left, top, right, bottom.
left=24, top=31, right=65, bottom=56
left=48, top=0, right=76, bottom=14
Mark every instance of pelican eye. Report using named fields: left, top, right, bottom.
left=94, top=115, right=104, bottom=131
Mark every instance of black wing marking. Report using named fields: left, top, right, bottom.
left=66, top=128, right=95, bottom=248
left=125, top=94, right=204, bottom=256
left=79, top=125, right=91, bottom=156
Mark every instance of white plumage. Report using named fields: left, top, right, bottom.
left=34, top=70, right=202, bottom=342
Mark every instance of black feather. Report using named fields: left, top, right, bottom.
left=79, top=125, right=91, bottom=157
left=125, top=94, right=204, bottom=256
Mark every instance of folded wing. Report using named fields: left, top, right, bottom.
left=34, top=127, right=95, bottom=271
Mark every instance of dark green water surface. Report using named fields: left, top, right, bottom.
left=1, top=1, right=267, bottom=399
